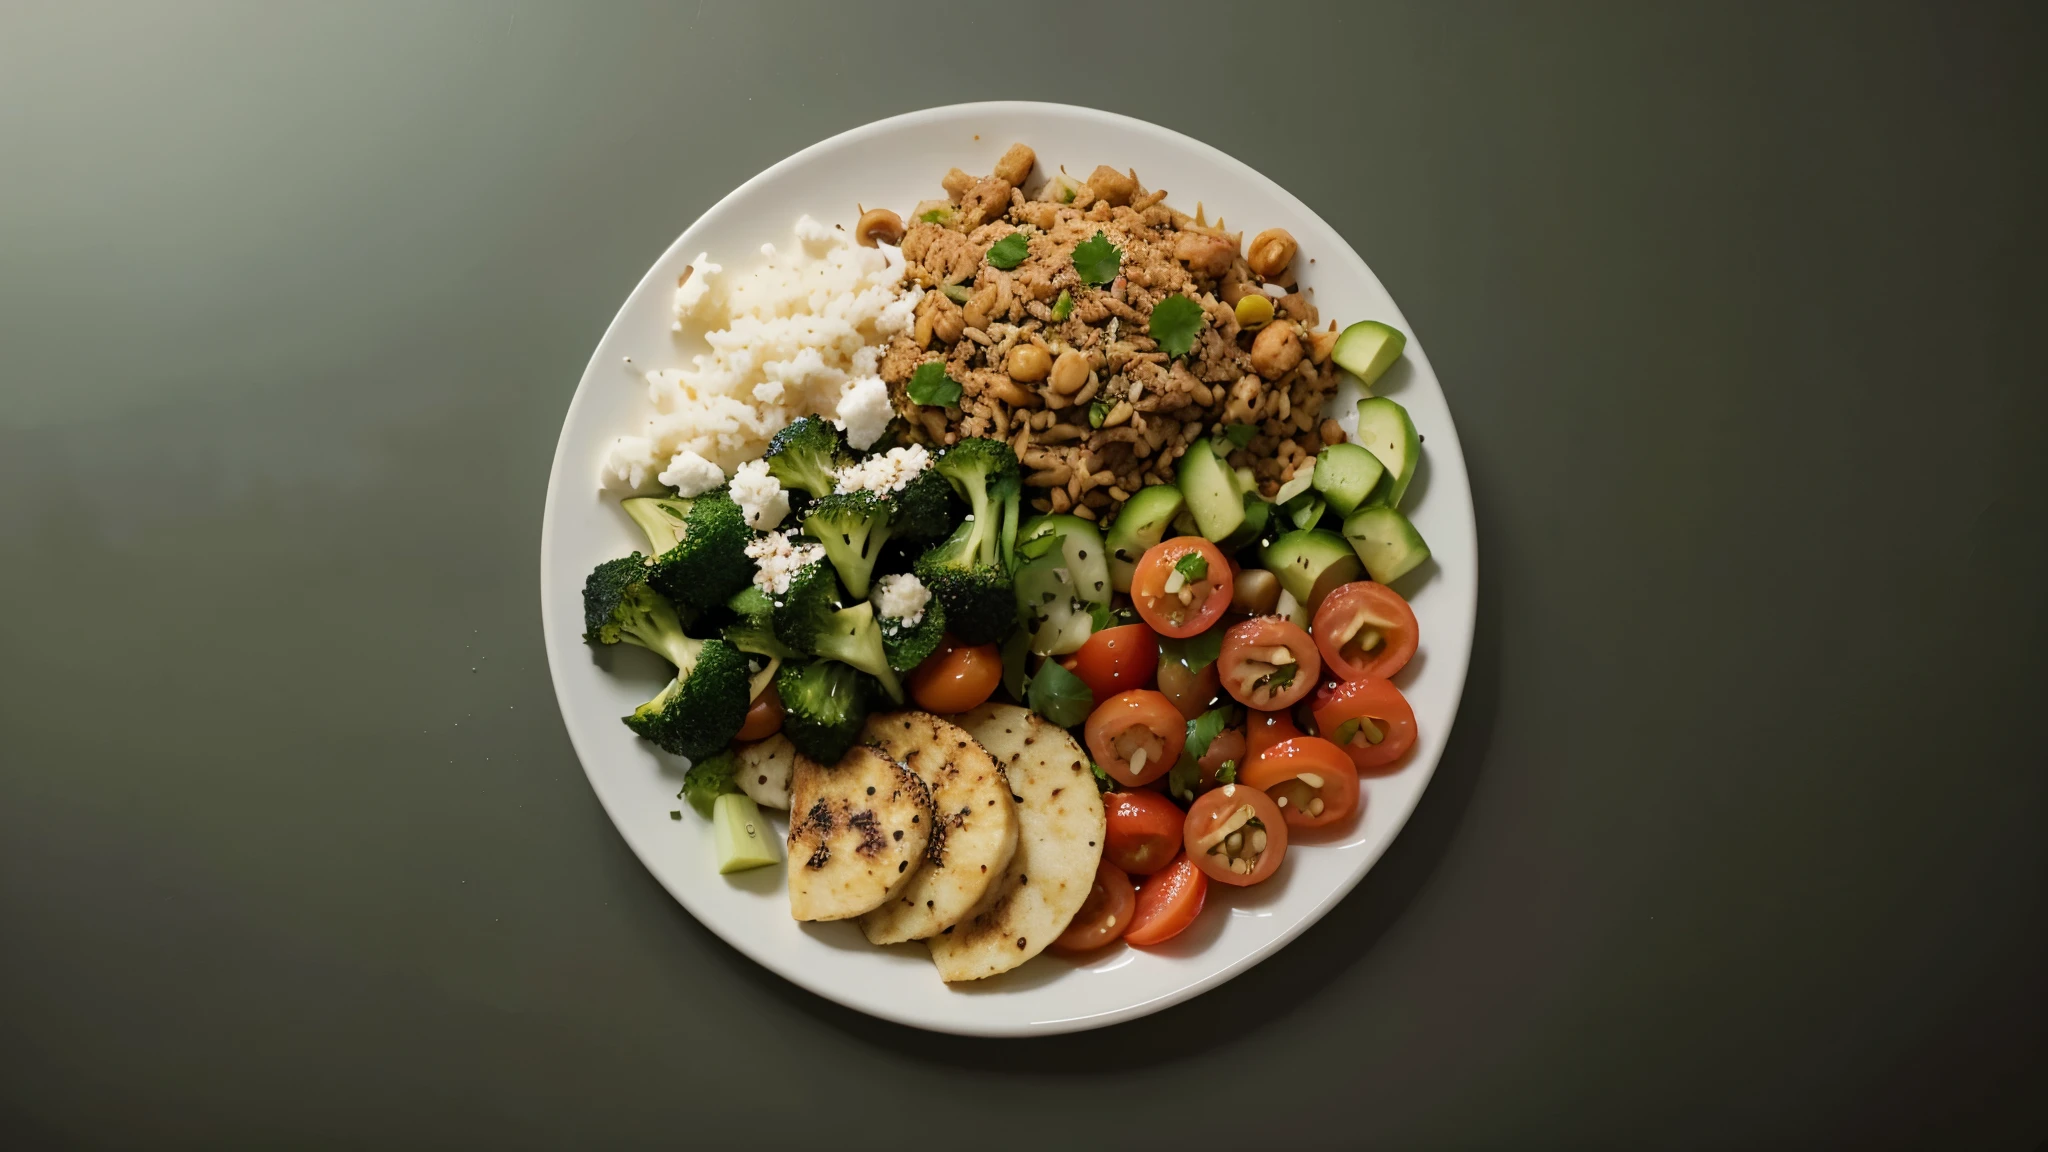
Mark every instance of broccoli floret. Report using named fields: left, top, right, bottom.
left=722, top=586, right=800, bottom=660
left=583, top=555, right=751, bottom=758
left=890, top=466, right=957, bottom=541
left=912, top=439, right=1023, bottom=645
left=775, top=659, right=871, bottom=764
left=763, top=416, right=854, bottom=499
left=680, top=750, right=739, bottom=816
left=621, top=489, right=758, bottom=610
left=802, top=491, right=899, bottom=600
left=880, top=598, right=947, bottom=671
left=622, top=637, right=751, bottom=760
left=581, top=554, right=696, bottom=665
left=769, top=562, right=906, bottom=703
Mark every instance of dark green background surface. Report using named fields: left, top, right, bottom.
left=3, top=2, right=2042, bottom=1147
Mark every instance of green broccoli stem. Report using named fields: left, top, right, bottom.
left=621, top=597, right=702, bottom=673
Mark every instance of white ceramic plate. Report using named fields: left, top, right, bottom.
left=540, top=102, right=1476, bottom=1036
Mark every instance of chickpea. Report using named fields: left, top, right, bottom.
left=854, top=208, right=904, bottom=248
left=1088, top=164, right=1137, bottom=207
left=1049, top=349, right=1090, bottom=395
left=992, top=143, right=1036, bottom=186
left=1250, top=322, right=1304, bottom=380
left=964, top=281, right=1000, bottom=331
left=1007, top=343, right=1052, bottom=382
left=1246, top=229, right=1298, bottom=278
left=932, top=299, right=965, bottom=344
left=1320, top=418, right=1346, bottom=446
left=941, top=167, right=977, bottom=201
left=1174, top=231, right=1237, bottom=278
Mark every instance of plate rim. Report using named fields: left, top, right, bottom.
left=539, top=100, right=1478, bottom=1036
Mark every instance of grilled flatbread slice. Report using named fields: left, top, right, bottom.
left=735, top=734, right=794, bottom=810
left=928, top=703, right=1105, bottom=982
left=858, top=712, right=1019, bottom=944
left=786, top=745, right=933, bottom=922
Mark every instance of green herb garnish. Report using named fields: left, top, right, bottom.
left=1071, top=230, right=1122, bottom=286
left=1147, top=293, right=1205, bottom=358
left=1172, top=552, right=1209, bottom=583
left=985, top=231, right=1030, bottom=270
left=906, top=361, right=962, bottom=408
left=1224, top=423, right=1258, bottom=450
left=1087, top=399, right=1110, bottom=428
left=1158, top=627, right=1224, bottom=673
left=1090, top=760, right=1113, bottom=791
left=1215, top=760, right=1237, bottom=785
left=1050, top=289, right=1074, bottom=322
left=1026, top=658, right=1094, bottom=728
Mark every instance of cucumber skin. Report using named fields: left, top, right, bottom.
left=1175, top=438, right=1246, bottom=542
left=1342, top=505, right=1431, bottom=585
left=1105, top=484, right=1185, bottom=592
left=1258, top=529, right=1362, bottom=608
left=1354, top=397, right=1420, bottom=508
left=1332, top=320, right=1406, bottom=386
left=1312, top=442, right=1386, bottom=518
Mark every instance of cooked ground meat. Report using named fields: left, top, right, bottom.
left=877, top=144, right=1343, bottom=522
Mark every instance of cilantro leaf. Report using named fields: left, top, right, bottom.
left=1050, top=289, right=1074, bottom=322
left=1089, top=602, right=1115, bottom=633
left=1072, top=231, right=1122, bottom=286
left=1224, top=423, right=1258, bottom=450
left=1167, top=755, right=1200, bottom=804
left=1026, top=658, right=1094, bottom=728
left=1158, top=627, right=1224, bottom=673
left=680, top=752, right=738, bottom=817
left=1090, top=761, right=1114, bottom=792
left=985, top=231, right=1030, bottom=270
left=1173, top=552, right=1209, bottom=583
left=1259, top=663, right=1299, bottom=693
left=1147, top=293, right=1205, bottom=358
left=1184, top=706, right=1232, bottom=762
left=906, top=361, right=962, bottom=408
left=1215, top=760, right=1237, bottom=785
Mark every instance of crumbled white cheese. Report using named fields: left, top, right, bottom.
left=599, top=435, right=662, bottom=491
left=745, top=530, right=824, bottom=595
left=834, top=374, right=894, bottom=451
left=729, top=459, right=789, bottom=531
left=872, top=573, right=931, bottom=627
left=658, top=450, right=725, bottom=497
left=834, top=444, right=932, bottom=495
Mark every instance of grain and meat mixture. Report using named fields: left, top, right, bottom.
left=865, top=143, right=1348, bottom=523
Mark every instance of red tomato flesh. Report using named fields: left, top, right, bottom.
left=1217, top=616, right=1321, bottom=711
left=1131, top=539, right=1234, bottom=638
left=1052, top=860, right=1136, bottom=954
left=1103, top=790, right=1186, bottom=875
left=736, top=680, right=784, bottom=741
left=1311, top=677, right=1418, bottom=774
left=1238, top=736, right=1360, bottom=828
left=1312, top=582, right=1419, bottom=682
left=1124, top=852, right=1209, bottom=946
left=1066, top=624, right=1159, bottom=703
left=1184, top=784, right=1289, bottom=886
left=1084, top=690, right=1186, bottom=787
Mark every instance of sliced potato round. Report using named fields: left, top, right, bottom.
left=735, top=734, right=794, bottom=810
left=787, top=745, right=934, bottom=922
left=928, top=703, right=1106, bottom=982
left=857, top=712, right=1019, bottom=945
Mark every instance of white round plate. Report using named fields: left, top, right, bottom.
left=540, top=102, right=1476, bottom=1036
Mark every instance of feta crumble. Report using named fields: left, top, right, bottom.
left=745, top=530, right=824, bottom=595
left=872, top=573, right=931, bottom=627
left=729, top=459, right=789, bottom=531
left=657, top=450, right=725, bottom=497
left=833, top=374, right=894, bottom=451
left=833, top=444, right=932, bottom=495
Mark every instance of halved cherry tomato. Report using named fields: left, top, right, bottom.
left=1246, top=708, right=1305, bottom=766
left=1052, top=860, right=1136, bottom=953
left=1312, top=582, right=1419, bottom=681
left=1065, top=624, right=1159, bottom=702
left=1239, top=737, right=1360, bottom=828
left=1131, top=538, right=1233, bottom=638
left=1197, top=727, right=1247, bottom=790
left=1085, top=690, right=1186, bottom=787
left=908, top=637, right=1002, bottom=714
left=1124, top=852, right=1208, bottom=946
left=1156, top=649, right=1221, bottom=720
left=1103, top=790, right=1184, bottom=875
left=1311, top=677, right=1418, bottom=774
left=1184, top=784, right=1289, bottom=886
left=1217, top=617, right=1321, bottom=711
left=736, top=680, right=785, bottom=741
